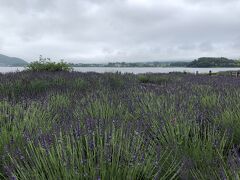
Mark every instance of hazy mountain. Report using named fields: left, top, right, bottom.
left=0, top=54, right=28, bottom=66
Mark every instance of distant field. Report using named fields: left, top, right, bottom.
left=0, top=71, right=240, bottom=179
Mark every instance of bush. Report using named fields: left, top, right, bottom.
left=108, top=73, right=125, bottom=89
left=26, top=57, right=72, bottom=72
left=29, top=80, right=50, bottom=93
left=73, top=78, right=88, bottom=90
left=138, top=74, right=171, bottom=85
left=138, top=75, right=150, bottom=83
left=215, top=109, right=240, bottom=145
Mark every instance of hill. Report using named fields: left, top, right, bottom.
left=0, top=54, right=28, bottom=66
left=187, top=57, right=240, bottom=67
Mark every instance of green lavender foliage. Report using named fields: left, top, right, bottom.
left=0, top=72, right=240, bottom=179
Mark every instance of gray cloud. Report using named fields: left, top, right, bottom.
left=0, top=0, right=239, bottom=63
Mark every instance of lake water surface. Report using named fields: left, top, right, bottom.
left=1, top=67, right=240, bottom=74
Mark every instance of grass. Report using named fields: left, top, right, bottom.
left=0, top=71, right=240, bottom=179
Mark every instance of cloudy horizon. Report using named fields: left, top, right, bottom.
left=0, top=0, right=240, bottom=63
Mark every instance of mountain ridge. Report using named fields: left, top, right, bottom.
left=0, top=54, right=28, bottom=66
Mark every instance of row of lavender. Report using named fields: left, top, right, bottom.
left=0, top=71, right=240, bottom=179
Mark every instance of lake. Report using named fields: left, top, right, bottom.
left=1, top=66, right=240, bottom=74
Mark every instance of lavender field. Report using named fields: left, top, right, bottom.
left=0, top=71, right=240, bottom=179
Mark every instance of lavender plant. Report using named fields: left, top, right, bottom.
left=0, top=71, right=240, bottom=179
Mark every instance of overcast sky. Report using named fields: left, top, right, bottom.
left=0, top=0, right=240, bottom=63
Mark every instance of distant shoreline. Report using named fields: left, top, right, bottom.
left=1, top=66, right=240, bottom=74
